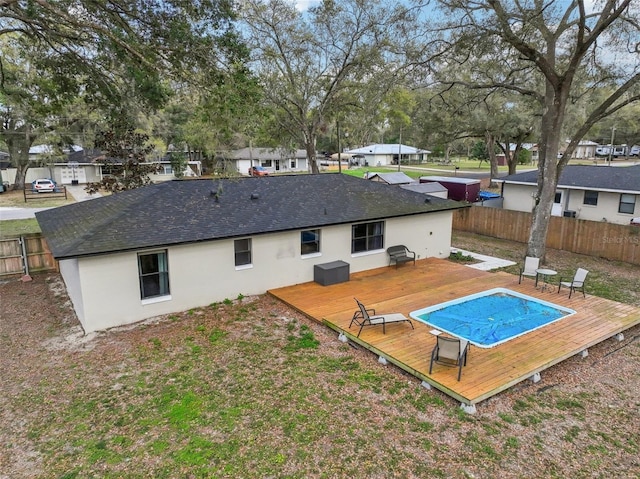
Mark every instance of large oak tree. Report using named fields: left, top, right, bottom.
left=413, top=0, right=640, bottom=259
left=0, top=0, right=247, bottom=188
left=241, top=0, right=413, bottom=173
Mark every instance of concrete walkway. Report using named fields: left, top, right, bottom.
left=450, top=247, right=517, bottom=271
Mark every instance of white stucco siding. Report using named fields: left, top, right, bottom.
left=503, top=183, right=637, bottom=225
left=502, top=184, right=535, bottom=212
left=69, top=211, right=453, bottom=332
left=568, top=191, right=638, bottom=224
left=383, top=212, right=452, bottom=260
left=58, top=258, right=85, bottom=326
left=77, top=252, right=146, bottom=332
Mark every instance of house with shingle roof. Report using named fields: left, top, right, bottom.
left=346, top=144, right=430, bottom=167
left=495, top=165, right=640, bottom=224
left=226, top=147, right=309, bottom=175
left=36, top=174, right=466, bottom=333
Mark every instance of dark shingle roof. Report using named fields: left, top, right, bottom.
left=498, top=165, right=640, bottom=193
left=36, top=174, right=466, bottom=259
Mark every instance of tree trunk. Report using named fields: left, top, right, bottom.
left=2, top=120, right=39, bottom=190
left=485, top=132, right=499, bottom=187
left=306, top=142, right=319, bottom=174
left=507, top=144, right=523, bottom=175
left=526, top=81, right=569, bottom=260
left=6, top=137, right=36, bottom=191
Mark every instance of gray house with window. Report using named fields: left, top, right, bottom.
left=226, top=147, right=309, bottom=175
left=496, top=165, right=640, bottom=225
left=36, top=174, right=466, bottom=333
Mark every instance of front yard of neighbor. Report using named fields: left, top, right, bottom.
left=0, top=189, right=76, bottom=208
left=1, top=255, right=639, bottom=478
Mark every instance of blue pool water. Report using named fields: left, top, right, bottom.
left=409, top=288, right=576, bottom=348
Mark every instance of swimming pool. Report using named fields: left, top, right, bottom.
left=409, top=288, right=576, bottom=348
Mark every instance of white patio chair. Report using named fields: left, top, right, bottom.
left=429, top=336, right=469, bottom=381
left=519, top=256, right=540, bottom=285
left=558, top=268, right=589, bottom=298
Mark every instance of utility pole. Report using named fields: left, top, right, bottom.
left=337, top=120, right=342, bottom=174
left=607, top=126, right=616, bottom=166
left=397, top=126, right=402, bottom=172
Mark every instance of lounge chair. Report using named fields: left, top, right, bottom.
left=387, top=245, right=416, bottom=268
left=519, top=256, right=540, bottom=285
left=349, top=298, right=414, bottom=337
left=557, top=268, right=588, bottom=298
left=429, top=336, right=469, bottom=381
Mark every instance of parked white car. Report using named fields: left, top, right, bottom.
left=31, top=179, right=56, bottom=193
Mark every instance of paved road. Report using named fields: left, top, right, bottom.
left=0, top=206, right=53, bottom=220
left=0, top=185, right=101, bottom=220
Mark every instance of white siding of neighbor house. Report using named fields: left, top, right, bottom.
left=2, top=166, right=103, bottom=186
left=62, top=211, right=453, bottom=333
left=238, top=158, right=309, bottom=175
left=502, top=184, right=535, bottom=213
left=566, top=189, right=638, bottom=223
left=502, top=183, right=638, bottom=225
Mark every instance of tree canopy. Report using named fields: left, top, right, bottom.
left=0, top=0, right=249, bottom=187
left=240, top=0, right=414, bottom=173
left=409, top=0, right=640, bottom=258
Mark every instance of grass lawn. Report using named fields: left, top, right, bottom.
left=0, top=218, right=41, bottom=237
left=2, top=276, right=639, bottom=479
left=0, top=189, right=75, bottom=208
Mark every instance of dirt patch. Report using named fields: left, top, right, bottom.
left=1, top=264, right=639, bottom=478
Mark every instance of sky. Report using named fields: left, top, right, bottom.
left=294, top=0, right=320, bottom=11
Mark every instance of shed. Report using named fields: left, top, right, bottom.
left=419, top=176, right=481, bottom=202
left=365, top=172, right=414, bottom=185
left=400, top=182, right=448, bottom=199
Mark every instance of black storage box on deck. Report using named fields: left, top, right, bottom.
left=314, top=260, right=350, bottom=286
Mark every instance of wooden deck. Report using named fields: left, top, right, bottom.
left=268, top=258, right=640, bottom=406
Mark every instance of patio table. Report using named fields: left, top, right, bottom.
left=536, top=268, right=557, bottom=292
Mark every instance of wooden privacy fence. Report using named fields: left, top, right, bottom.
left=0, top=234, right=58, bottom=277
left=453, top=206, right=640, bottom=266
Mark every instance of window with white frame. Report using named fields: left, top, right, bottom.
left=301, top=229, right=320, bottom=255
left=351, top=221, right=384, bottom=253
left=234, top=238, right=252, bottom=266
left=290, top=159, right=297, bottom=169
left=583, top=190, right=598, bottom=206
left=138, top=251, right=170, bottom=299
left=619, top=194, right=636, bottom=214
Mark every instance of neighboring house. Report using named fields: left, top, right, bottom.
left=1, top=147, right=200, bottom=186
left=346, top=144, right=430, bottom=167
left=525, top=140, right=598, bottom=164
left=93, top=151, right=202, bottom=183
left=496, top=165, right=640, bottom=225
left=567, top=140, right=598, bottom=159
left=35, top=174, right=467, bottom=333
left=226, top=147, right=309, bottom=175
left=496, top=143, right=535, bottom=166
left=56, top=148, right=105, bottom=185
